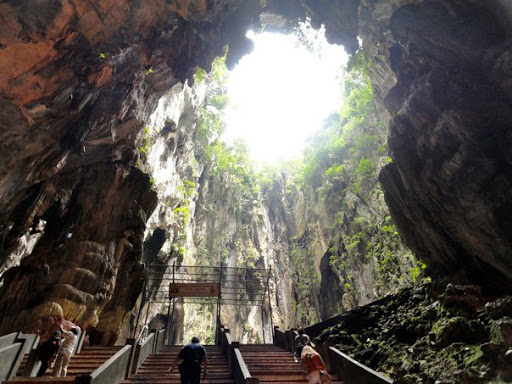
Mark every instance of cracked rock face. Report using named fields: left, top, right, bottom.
left=0, top=0, right=263, bottom=340
left=376, top=0, right=512, bottom=290
left=0, top=0, right=511, bottom=341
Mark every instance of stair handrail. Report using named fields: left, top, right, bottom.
left=273, top=326, right=393, bottom=384
left=218, top=326, right=258, bottom=384
left=232, top=342, right=259, bottom=384
left=15, top=332, right=40, bottom=377
left=217, top=326, right=232, bottom=372
left=73, top=329, right=87, bottom=355
left=75, top=344, right=133, bottom=384
left=302, top=294, right=397, bottom=339
left=0, top=339, right=25, bottom=382
left=152, top=328, right=166, bottom=353
left=273, top=326, right=287, bottom=350
left=135, top=324, right=148, bottom=345
left=324, top=344, right=393, bottom=384
left=129, top=330, right=156, bottom=375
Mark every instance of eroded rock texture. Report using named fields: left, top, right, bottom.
left=0, top=0, right=260, bottom=340
left=373, top=1, right=512, bottom=290
left=315, top=283, right=512, bottom=382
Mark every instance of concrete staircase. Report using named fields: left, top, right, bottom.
left=239, top=344, right=343, bottom=384
left=6, top=346, right=122, bottom=383
left=121, top=345, right=233, bottom=384
left=7, top=342, right=347, bottom=384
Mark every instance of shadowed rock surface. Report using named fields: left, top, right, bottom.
left=315, top=283, right=512, bottom=383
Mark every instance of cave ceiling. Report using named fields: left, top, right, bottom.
left=0, top=0, right=511, bottom=338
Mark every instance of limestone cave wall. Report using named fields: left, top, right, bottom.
left=365, top=0, right=512, bottom=290
left=0, top=0, right=511, bottom=341
left=0, top=0, right=260, bottom=340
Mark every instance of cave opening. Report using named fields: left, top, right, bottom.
left=223, top=22, right=347, bottom=164
left=140, top=19, right=428, bottom=346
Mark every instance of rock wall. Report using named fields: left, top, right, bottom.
left=0, top=0, right=511, bottom=340
left=367, top=0, right=512, bottom=290
left=0, top=0, right=257, bottom=339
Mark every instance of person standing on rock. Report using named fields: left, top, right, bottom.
left=53, top=325, right=80, bottom=377
left=36, top=330, right=61, bottom=376
left=168, top=336, right=208, bottom=384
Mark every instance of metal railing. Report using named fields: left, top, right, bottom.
left=217, top=325, right=259, bottom=384
left=76, top=344, right=133, bottom=384
left=273, top=326, right=394, bottom=384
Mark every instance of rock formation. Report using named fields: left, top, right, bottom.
left=376, top=0, right=512, bottom=292
left=0, top=0, right=511, bottom=342
left=315, top=283, right=512, bottom=383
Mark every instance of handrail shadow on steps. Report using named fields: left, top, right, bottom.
left=217, top=325, right=259, bottom=384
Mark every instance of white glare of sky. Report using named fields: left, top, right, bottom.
left=223, top=28, right=347, bottom=165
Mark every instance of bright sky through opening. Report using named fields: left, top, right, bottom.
left=224, top=27, right=347, bottom=164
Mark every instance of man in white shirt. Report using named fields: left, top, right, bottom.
left=53, top=325, right=80, bottom=377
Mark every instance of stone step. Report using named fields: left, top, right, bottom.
left=122, top=345, right=234, bottom=384
left=7, top=346, right=122, bottom=383
left=239, top=344, right=344, bottom=384
left=6, top=378, right=75, bottom=383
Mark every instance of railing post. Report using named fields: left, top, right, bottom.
left=273, top=326, right=279, bottom=345
left=150, top=329, right=157, bottom=354
left=125, top=338, right=136, bottom=378
left=317, top=342, right=333, bottom=372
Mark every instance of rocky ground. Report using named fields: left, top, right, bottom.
left=315, top=282, right=512, bottom=383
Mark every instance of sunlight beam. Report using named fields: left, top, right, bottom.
left=224, top=27, right=348, bottom=165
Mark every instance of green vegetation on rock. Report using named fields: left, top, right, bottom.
left=176, top=45, right=428, bottom=337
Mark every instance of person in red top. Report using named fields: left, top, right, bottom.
left=300, top=345, right=330, bottom=384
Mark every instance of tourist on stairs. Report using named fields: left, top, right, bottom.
left=53, top=325, right=80, bottom=377
left=301, top=345, right=331, bottom=384
left=168, top=336, right=208, bottom=384
left=36, top=330, right=61, bottom=377
left=294, top=327, right=312, bottom=361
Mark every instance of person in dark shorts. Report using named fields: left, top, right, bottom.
left=36, top=330, right=61, bottom=377
left=168, top=336, right=208, bottom=384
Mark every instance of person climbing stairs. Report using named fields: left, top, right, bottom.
left=6, top=345, right=122, bottom=383
left=121, top=345, right=233, bottom=384
left=239, top=344, right=343, bottom=384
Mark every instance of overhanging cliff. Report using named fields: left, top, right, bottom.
left=0, top=0, right=511, bottom=341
